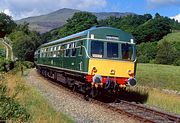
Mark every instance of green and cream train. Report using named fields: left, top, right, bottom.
left=34, top=26, right=137, bottom=97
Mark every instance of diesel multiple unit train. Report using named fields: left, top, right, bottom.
left=34, top=26, right=137, bottom=97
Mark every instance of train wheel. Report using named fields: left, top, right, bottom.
left=67, top=80, right=74, bottom=89
left=90, top=87, right=99, bottom=98
left=84, top=84, right=90, bottom=101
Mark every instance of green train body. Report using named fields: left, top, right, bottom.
left=35, top=26, right=137, bottom=96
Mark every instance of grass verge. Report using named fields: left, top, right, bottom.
left=147, top=88, right=180, bottom=114
left=136, top=63, right=180, bottom=91
left=126, top=86, right=180, bottom=115
left=3, top=72, right=73, bottom=123
left=135, top=63, right=180, bottom=114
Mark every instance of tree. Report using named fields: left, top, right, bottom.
left=155, top=40, right=176, bottom=64
left=9, top=24, right=41, bottom=61
left=0, top=12, right=16, bottom=38
left=134, top=15, right=171, bottom=43
left=137, top=42, right=158, bottom=63
left=143, top=14, right=152, bottom=21
left=58, top=12, right=98, bottom=38
left=98, top=14, right=152, bottom=34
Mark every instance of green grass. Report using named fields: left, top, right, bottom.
left=134, top=63, right=180, bottom=114
left=4, top=72, right=73, bottom=123
left=136, top=63, right=180, bottom=91
left=0, top=39, right=11, bottom=60
left=0, top=39, right=6, bottom=51
left=127, top=86, right=180, bottom=115
left=160, top=32, right=180, bottom=43
left=22, top=86, right=73, bottom=123
left=159, top=32, right=180, bottom=51
left=147, top=88, right=180, bottom=114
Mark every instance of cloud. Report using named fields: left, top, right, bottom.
left=2, top=9, right=13, bottom=17
left=170, top=14, right=180, bottom=22
left=146, top=0, right=180, bottom=8
left=0, top=0, right=107, bottom=20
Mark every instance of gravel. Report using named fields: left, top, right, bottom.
left=24, top=69, right=137, bottom=123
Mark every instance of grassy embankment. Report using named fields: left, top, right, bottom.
left=137, top=63, right=180, bottom=91
left=134, top=63, right=180, bottom=114
left=3, top=71, right=73, bottom=123
left=0, top=41, right=5, bottom=58
left=161, top=31, right=180, bottom=44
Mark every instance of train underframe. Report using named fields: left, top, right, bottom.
left=36, top=65, right=134, bottom=99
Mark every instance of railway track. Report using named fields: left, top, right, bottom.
left=38, top=72, right=180, bottom=123
left=108, top=100, right=180, bottom=123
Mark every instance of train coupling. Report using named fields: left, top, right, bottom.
left=91, top=82, right=103, bottom=88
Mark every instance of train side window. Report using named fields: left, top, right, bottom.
left=65, top=44, right=70, bottom=57
left=54, top=46, right=56, bottom=51
left=71, top=42, right=76, bottom=57
left=51, top=47, right=53, bottom=51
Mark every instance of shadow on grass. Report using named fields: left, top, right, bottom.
left=117, top=89, right=149, bottom=103
left=96, top=87, right=149, bottom=104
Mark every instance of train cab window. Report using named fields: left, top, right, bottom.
left=107, top=42, right=118, bottom=58
left=91, top=41, right=104, bottom=58
left=121, top=43, right=134, bottom=61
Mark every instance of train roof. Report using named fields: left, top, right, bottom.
left=40, top=26, right=134, bottom=48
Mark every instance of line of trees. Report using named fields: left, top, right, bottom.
left=0, top=11, right=180, bottom=65
left=41, top=12, right=180, bottom=66
left=9, top=23, right=42, bottom=62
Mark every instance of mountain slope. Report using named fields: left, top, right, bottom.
left=16, top=8, right=134, bottom=33
left=16, top=8, right=80, bottom=33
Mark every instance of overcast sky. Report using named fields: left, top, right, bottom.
left=0, top=0, right=180, bottom=22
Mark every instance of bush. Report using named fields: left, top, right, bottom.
left=22, top=61, right=34, bottom=68
left=137, top=42, right=158, bottom=63
left=0, top=75, right=30, bottom=122
left=0, top=60, right=14, bottom=72
left=137, top=55, right=149, bottom=63
left=156, top=40, right=176, bottom=65
left=174, top=59, right=180, bottom=66
left=149, top=59, right=156, bottom=64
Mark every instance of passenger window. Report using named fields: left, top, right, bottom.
left=65, top=44, right=70, bottom=57
left=71, top=43, right=76, bottom=57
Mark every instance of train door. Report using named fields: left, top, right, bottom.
left=76, top=41, right=84, bottom=71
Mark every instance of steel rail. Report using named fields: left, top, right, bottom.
left=107, top=99, right=180, bottom=123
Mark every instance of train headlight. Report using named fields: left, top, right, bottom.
left=128, top=70, right=134, bottom=77
left=110, top=69, right=115, bottom=75
left=127, top=78, right=136, bottom=86
left=93, top=75, right=102, bottom=83
left=92, top=67, right=97, bottom=73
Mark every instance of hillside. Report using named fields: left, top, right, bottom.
left=159, top=31, right=180, bottom=43
left=16, top=8, right=134, bottom=33
left=159, top=31, right=180, bottom=50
